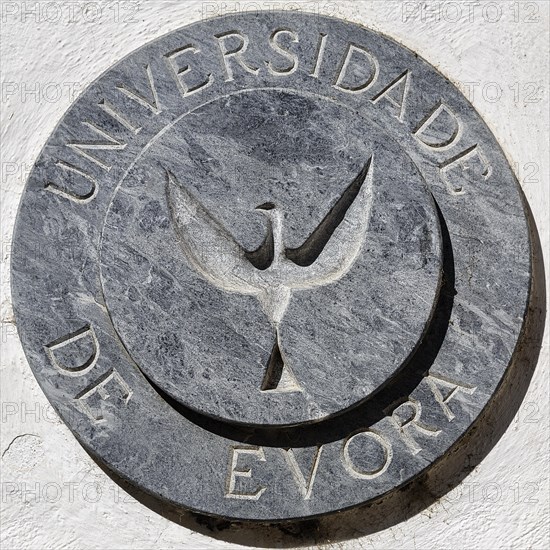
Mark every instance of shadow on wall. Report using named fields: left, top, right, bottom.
left=90, top=192, right=546, bottom=548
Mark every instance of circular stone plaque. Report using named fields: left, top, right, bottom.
left=12, top=12, right=532, bottom=520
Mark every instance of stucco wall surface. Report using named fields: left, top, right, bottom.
left=0, top=1, right=548, bottom=549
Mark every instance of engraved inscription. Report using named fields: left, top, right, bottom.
left=221, top=372, right=478, bottom=500
left=342, top=430, right=393, bottom=480
left=439, top=144, right=492, bottom=195
left=371, top=70, right=411, bottom=122
left=216, top=30, right=259, bottom=82
left=280, top=447, right=323, bottom=500
left=266, top=29, right=299, bottom=76
left=310, top=32, right=328, bottom=78
left=333, top=43, right=379, bottom=94
left=45, top=325, right=99, bottom=376
left=426, top=373, right=477, bottom=421
left=414, top=102, right=463, bottom=150
left=225, top=446, right=267, bottom=500
left=45, top=161, right=98, bottom=203
left=164, top=45, right=213, bottom=98
left=74, top=369, right=132, bottom=424
left=388, top=398, right=442, bottom=455
left=42, top=27, right=495, bottom=209
left=67, top=121, right=126, bottom=172
left=98, top=99, right=142, bottom=135
left=116, top=64, right=162, bottom=115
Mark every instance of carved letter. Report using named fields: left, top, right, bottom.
left=414, top=102, right=463, bottom=149
left=216, top=30, right=259, bottom=82
left=98, top=99, right=141, bottom=134
left=371, top=70, right=411, bottom=122
left=164, top=45, right=213, bottom=98
left=225, top=446, right=267, bottom=500
left=67, top=121, right=126, bottom=172
left=45, top=325, right=99, bottom=376
left=342, top=430, right=393, bottom=480
left=74, top=369, right=133, bottom=424
left=310, top=32, right=328, bottom=78
left=439, top=144, right=492, bottom=195
left=388, top=398, right=441, bottom=455
left=116, top=64, right=162, bottom=115
left=426, top=373, right=476, bottom=421
left=267, top=29, right=299, bottom=76
left=280, top=447, right=322, bottom=500
left=45, top=161, right=98, bottom=203
left=334, top=43, right=379, bottom=94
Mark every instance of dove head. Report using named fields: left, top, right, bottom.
left=255, top=202, right=285, bottom=262
left=255, top=202, right=282, bottom=228
left=256, top=202, right=276, bottom=212
left=255, top=202, right=282, bottom=224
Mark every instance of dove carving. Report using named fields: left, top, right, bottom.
left=166, top=157, right=374, bottom=393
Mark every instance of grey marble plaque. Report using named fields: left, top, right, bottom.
left=11, top=12, right=532, bottom=521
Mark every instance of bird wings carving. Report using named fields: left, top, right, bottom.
left=165, top=157, right=374, bottom=295
left=166, top=170, right=260, bottom=295
left=283, top=158, right=374, bottom=289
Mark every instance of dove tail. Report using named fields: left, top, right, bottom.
left=261, top=335, right=285, bottom=391
left=261, top=330, right=302, bottom=393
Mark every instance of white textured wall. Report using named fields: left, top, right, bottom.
left=1, top=1, right=548, bottom=548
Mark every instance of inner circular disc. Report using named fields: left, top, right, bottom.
left=100, top=89, right=442, bottom=426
